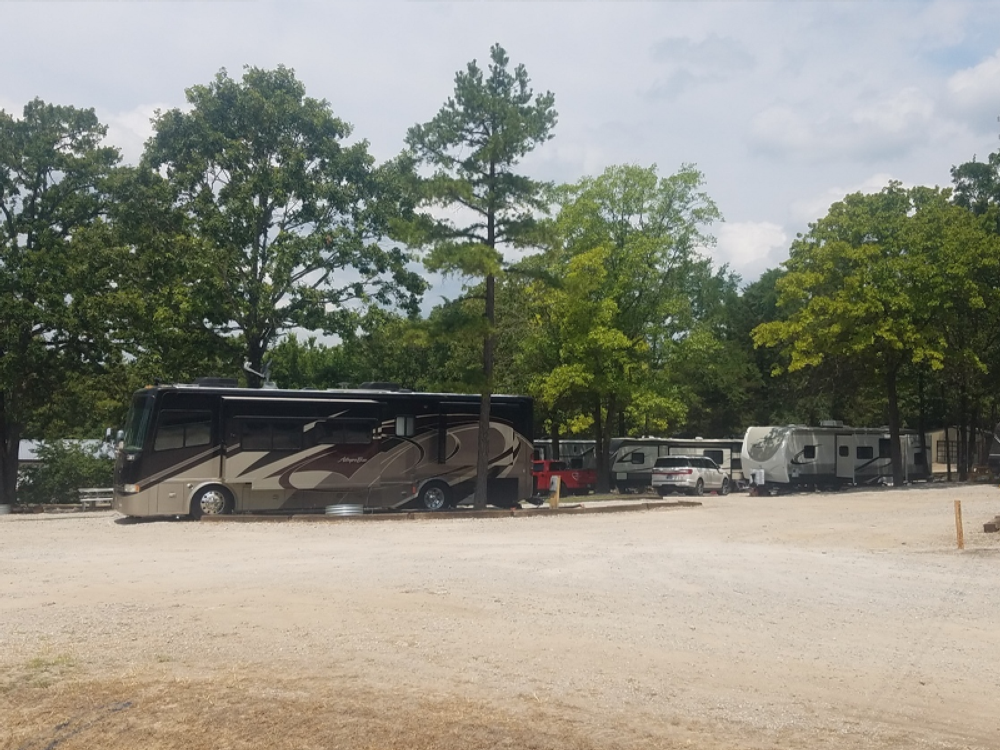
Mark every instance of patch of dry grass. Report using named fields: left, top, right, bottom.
left=1, top=668, right=663, bottom=750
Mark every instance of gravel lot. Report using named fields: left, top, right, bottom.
left=2, top=483, right=1000, bottom=750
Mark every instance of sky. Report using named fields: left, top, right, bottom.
left=4, top=0, right=1000, bottom=295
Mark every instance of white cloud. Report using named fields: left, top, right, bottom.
left=946, top=50, right=1000, bottom=130
left=714, top=222, right=788, bottom=280
left=792, top=173, right=901, bottom=224
left=101, top=104, right=168, bottom=165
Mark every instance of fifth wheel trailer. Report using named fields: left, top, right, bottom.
left=741, top=423, right=929, bottom=491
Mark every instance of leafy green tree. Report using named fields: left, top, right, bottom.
left=951, top=150, right=1000, bottom=226
left=522, top=164, right=722, bottom=491
left=753, top=183, right=1000, bottom=484
left=404, top=44, right=556, bottom=507
left=17, top=440, right=113, bottom=505
left=0, top=99, right=120, bottom=506
left=143, top=65, right=425, bottom=387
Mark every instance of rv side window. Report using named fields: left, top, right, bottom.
left=153, top=410, right=212, bottom=451
left=704, top=449, right=724, bottom=465
left=241, top=421, right=303, bottom=451
left=839, top=446, right=849, bottom=457
left=395, top=415, right=415, bottom=438
left=803, top=445, right=816, bottom=459
left=878, top=438, right=891, bottom=458
left=857, top=446, right=874, bottom=460
left=631, top=452, right=645, bottom=465
left=319, top=419, right=375, bottom=445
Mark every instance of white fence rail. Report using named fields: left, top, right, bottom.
left=78, top=487, right=113, bottom=509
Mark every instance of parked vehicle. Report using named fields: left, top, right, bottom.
left=741, top=422, right=929, bottom=492
left=113, top=379, right=533, bottom=517
left=610, top=437, right=745, bottom=493
left=651, top=455, right=731, bottom=497
left=533, top=439, right=598, bottom=470
left=532, top=459, right=597, bottom=496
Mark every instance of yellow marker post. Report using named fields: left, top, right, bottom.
left=548, top=475, right=561, bottom=508
left=954, top=500, right=965, bottom=550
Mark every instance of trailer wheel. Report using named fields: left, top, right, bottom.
left=190, top=485, right=233, bottom=520
left=418, top=482, right=451, bottom=511
left=719, top=477, right=731, bottom=496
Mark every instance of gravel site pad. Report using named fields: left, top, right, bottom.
left=2, top=484, right=999, bottom=750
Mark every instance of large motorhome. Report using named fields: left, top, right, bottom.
left=741, top=423, right=929, bottom=491
left=610, top=437, right=746, bottom=493
left=113, top=379, right=533, bottom=518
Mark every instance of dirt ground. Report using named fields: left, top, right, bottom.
left=2, top=483, right=1000, bottom=750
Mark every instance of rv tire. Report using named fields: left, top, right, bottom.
left=418, top=482, right=451, bottom=512
left=190, top=485, right=233, bottom=520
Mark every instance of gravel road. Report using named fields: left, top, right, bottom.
left=2, top=484, right=999, bottom=749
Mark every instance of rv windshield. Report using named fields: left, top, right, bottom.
left=123, top=394, right=154, bottom=451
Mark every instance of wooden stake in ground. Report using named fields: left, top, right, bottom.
left=954, top=500, right=965, bottom=550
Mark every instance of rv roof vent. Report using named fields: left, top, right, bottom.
left=194, top=377, right=239, bottom=388
left=819, top=419, right=844, bottom=428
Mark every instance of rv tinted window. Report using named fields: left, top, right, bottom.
left=839, top=446, right=849, bottom=457
left=704, top=450, right=724, bottom=465
left=857, top=446, right=874, bottom=460
left=631, top=452, right=645, bottom=465
left=241, top=421, right=302, bottom=451
left=801, top=445, right=815, bottom=459
left=154, top=410, right=212, bottom=451
left=319, top=419, right=375, bottom=445
left=272, top=423, right=302, bottom=451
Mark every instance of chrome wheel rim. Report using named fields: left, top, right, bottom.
left=199, top=489, right=227, bottom=515
left=422, top=486, right=446, bottom=511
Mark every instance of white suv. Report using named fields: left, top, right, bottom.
left=651, top=456, right=731, bottom=497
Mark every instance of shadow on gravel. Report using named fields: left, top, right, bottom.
left=113, top=515, right=191, bottom=525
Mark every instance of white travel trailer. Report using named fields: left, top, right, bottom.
left=610, top=437, right=746, bottom=493
left=741, top=423, right=929, bottom=491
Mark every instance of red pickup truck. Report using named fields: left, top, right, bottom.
left=531, top=460, right=598, bottom=496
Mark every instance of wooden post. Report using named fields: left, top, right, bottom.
left=548, top=475, right=561, bottom=509
left=954, top=500, right=965, bottom=550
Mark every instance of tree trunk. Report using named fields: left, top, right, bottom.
left=473, top=273, right=495, bottom=510
left=0, top=401, right=22, bottom=507
left=594, top=394, right=618, bottom=494
left=885, top=366, right=904, bottom=486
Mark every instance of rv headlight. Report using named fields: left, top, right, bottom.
left=122, top=484, right=141, bottom=494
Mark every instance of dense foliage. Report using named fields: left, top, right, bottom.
left=17, top=441, right=113, bottom=505
left=4, top=50, right=1000, bottom=500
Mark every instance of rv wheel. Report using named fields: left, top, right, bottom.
left=418, top=482, right=451, bottom=512
left=190, top=485, right=233, bottom=520
left=719, top=477, right=731, bottom=496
